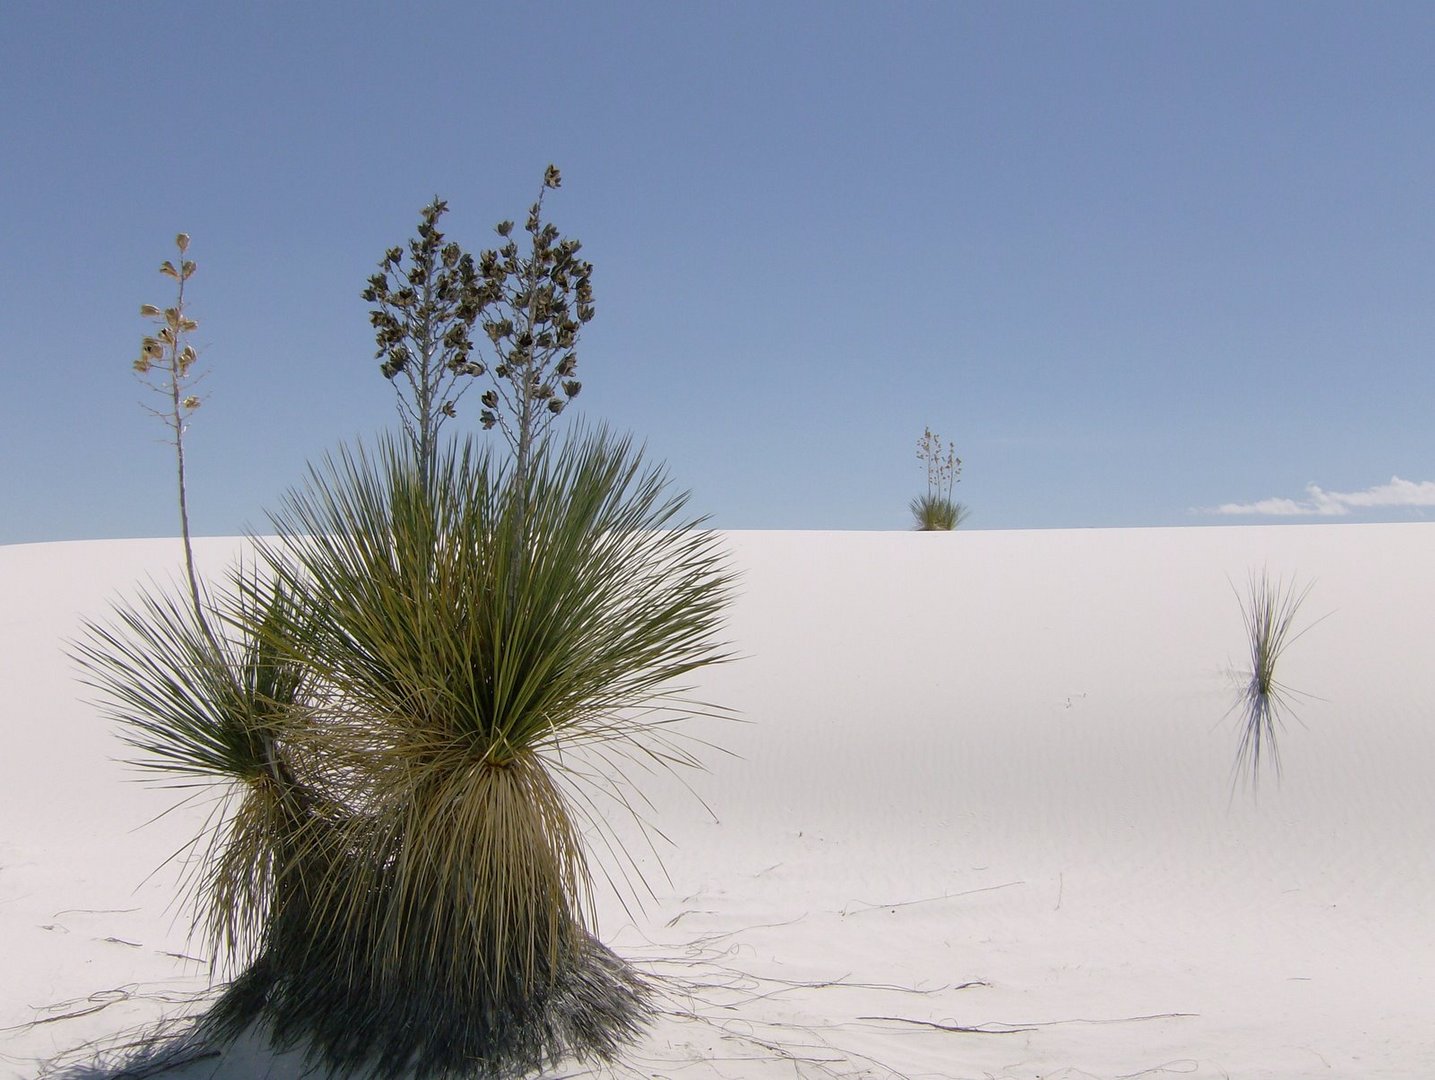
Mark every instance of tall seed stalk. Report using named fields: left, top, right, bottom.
left=363, top=200, right=487, bottom=495
left=128, top=232, right=309, bottom=837
left=364, top=166, right=592, bottom=505
left=918, top=425, right=961, bottom=502
left=132, top=234, right=210, bottom=631
left=475, top=165, right=593, bottom=497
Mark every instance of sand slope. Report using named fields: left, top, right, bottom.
left=2, top=525, right=1432, bottom=1079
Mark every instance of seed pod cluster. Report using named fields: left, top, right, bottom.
left=474, top=165, right=593, bottom=448
left=364, top=167, right=595, bottom=487
left=363, top=199, right=487, bottom=418
left=133, top=235, right=202, bottom=417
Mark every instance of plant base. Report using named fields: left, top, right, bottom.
left=201, top=928, right=652, bottom=1080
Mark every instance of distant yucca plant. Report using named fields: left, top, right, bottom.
left=184, top=427, right=734, bottom=1077
left=1228, top=570, right=1324, bottom=799
left=911, top=426, right=966, bottom=530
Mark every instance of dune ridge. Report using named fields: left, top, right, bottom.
left=3, top=525, right=1431, bottom=1078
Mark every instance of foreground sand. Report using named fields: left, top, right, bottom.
left=2, top=525, right=1432, bottom=1079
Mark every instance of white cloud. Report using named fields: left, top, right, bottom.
left=1203, top=476, right=1435, bottom=517
left=1211, top=494, right=1324, bottom=516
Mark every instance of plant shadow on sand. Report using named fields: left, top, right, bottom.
left=24, top=943, right=959, bottom=1080
left=26, top=895, right=1211, bottom=1080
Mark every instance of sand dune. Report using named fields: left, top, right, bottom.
left=3, top=525, right=1432, bottom=1079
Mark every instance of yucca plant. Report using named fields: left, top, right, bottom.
left=1229, top=570, right=1324, bottom=798
left=911, top=426, right=966, bottom=530
left=191, top=427, right=732, bottom=1078
left=79, top=187, right=730, bottom=1080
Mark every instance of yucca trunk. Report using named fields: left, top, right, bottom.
left=208, top=753, right=636, bottom=1078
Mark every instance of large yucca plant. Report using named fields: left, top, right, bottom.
left=193, top=426, right=733, bottom=1078
left=78, top=194, right=731, bottom=1080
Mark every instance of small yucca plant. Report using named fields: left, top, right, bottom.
left=1229, top=570, right=1324, bottom=799
left=192, top=427, right=734, bottom=1077
left=911, top=426, right=966, bottom=530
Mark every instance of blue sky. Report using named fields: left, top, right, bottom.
left=5, top=2, right=1434, bottom=543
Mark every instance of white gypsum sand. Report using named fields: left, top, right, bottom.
left=2, top=525, right=1433, bottom=1079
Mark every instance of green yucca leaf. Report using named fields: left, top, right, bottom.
left=253, top=429, right=731, bottom=764
left=75, top=580, right=299, bottom=785
left=73, top=573, right=318, bottom=967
